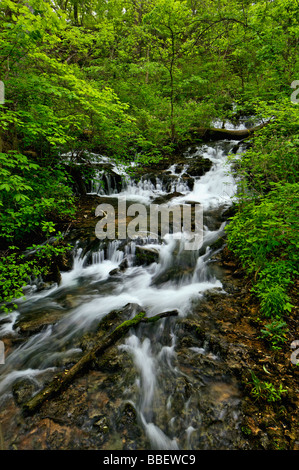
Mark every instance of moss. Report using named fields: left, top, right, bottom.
left=145, top=315, right=161, bottom=323
left=241, top=426, right=252, bottom=436
left=114, top=312, right=146, bottom=331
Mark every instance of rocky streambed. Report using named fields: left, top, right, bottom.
left=1, top=242, right=298, bottom=451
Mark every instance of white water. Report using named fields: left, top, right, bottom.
left=92, top=142, right=238, bottom=210
left=0, top=138, right=242, bottom=449
left=170, top=144, right=238, bottom=209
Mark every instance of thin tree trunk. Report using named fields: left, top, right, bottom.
left=145, top=48, right=149, bottom=84
left=170, top=29, right=175, bottom=141
left=73, top=0, right=79, bottom=25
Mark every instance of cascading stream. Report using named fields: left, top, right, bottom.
left=0, top=136, right=246, bottom=449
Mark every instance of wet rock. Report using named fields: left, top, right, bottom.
left=14, top=309, right=66, bottom=336
left=95, top=347, right=122, bottom=372
left=0, top=317, right=11, bottom=326
left=55, top=250, right=74, bottom=272
left=151, top=265, right=194, bottom=285
left=42, top=262, right=61, bottom=286
left=170, top=377, right=193, bottom=414
left=108, top=268, right=120, bottom=276
left=93, top=415, right=110, bottom=434
left=135, top=246, right=159, bottom=266
left=119, top=258, right=129, bottom=271
left=181, top=176, right=195, bottom=190
left=185, top=158, right=212, bottom=177
left=12, top=379, right=38, bottom=405
left=208, top=236, right=226, bottom=252
left=116, top=402, right=142, bottom=441
left=109, top=258, right=128, bottom=275
left=119, top=402, right=137, bottom=424
left=152, top=192, right=184, bottom=204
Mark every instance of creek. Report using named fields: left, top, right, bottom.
left=0, top=126, right=252, bottom=450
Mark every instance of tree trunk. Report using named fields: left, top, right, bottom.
left=145, top=48, right=149, bottom=84
left=190, top=121, right=269, bottom=141
left=73, top=0, right=79, bottom=25
left=169, top=29, right=175, bottom=142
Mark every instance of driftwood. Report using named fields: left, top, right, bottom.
left=190, top=121, right=268, bottom=141
left=22, top=310, right=178, bottom=415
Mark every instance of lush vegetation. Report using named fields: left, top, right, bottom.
left=226, top=100, right=299, bottom=350
left=0, top=0, right=298, bottom=334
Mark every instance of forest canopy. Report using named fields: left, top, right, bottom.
left=1, top=0, right=298, bottom=159
left=0, top=0, right=298, bottom=319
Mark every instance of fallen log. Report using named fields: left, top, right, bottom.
left=22, top=309, right=179, bottom=415
left=141, top=310, right=179, bottom=323
left=190, top=121, right=269, bottom=141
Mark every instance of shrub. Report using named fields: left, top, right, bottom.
left=248, top=371, right=287, bottom=403
left=226, top=100, right=298, bottom=326
left=259, top=320, right=289, bottom=350
left=0, top=238, right=71, bottom=312
left=0, top=151, right=75, bottom=242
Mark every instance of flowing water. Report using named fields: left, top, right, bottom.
left=0, top=136, right=249, bottom=450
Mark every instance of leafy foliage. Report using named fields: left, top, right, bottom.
left=248, top=371, right=288, bottom=403
left=259, top=320, right=289, bottom=350
left=226, top=100, right=299, bottom=321
left=0, top=239, right=71, bottom=312
left=0, top=151, right=75, bottom=242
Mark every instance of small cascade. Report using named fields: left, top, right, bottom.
left=89, top=170, right=122, bottom=195
left=90, top=171, right=191, bottom=203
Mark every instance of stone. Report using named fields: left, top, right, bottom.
left=12, top=378, right=38, bottom=405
